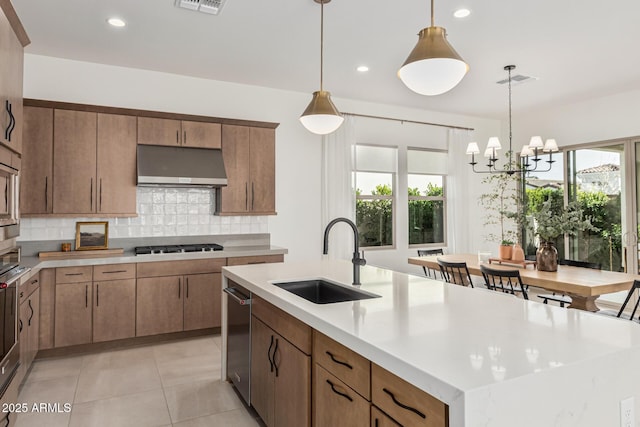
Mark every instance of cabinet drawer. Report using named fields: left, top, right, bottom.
left=371, top=364, right=448, bottom=427
left=314, top=364, right=369, bottom=427
left=56, top=266, right=93, bottom=284
left=19, top=274, right=40, bottom=303
left=93, top=263, right=136, bottom=281
left=137, top=258, right=225, bottom=278
left=313, top=331, right=370, bottom=399
left=251, top=295, right=311, bottom=355
left=227, top=254, right=284, bottom=266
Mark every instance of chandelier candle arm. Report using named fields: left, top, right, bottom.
left=468, top=65, right=560, bottom=174
left=299, top=0, right=344, bottom=135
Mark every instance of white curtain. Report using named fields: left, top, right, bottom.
left=447, top=128, right=474, bottom=253
left=321, top=115, right=356, bottom=260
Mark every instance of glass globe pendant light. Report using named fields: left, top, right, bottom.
left=398, top=0, right=469, bottom=96
left=300, top=0, right=344, bottom=135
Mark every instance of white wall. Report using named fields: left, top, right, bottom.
left=23, top=54, right=499, bottom=267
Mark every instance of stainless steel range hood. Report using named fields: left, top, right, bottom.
left=137, top=145, right=227, bottom=187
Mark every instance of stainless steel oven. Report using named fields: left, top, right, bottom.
left=0, top=162, right=19, bottom=242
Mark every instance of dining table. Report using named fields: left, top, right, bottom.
left=408, top=253, right=637, bottom=312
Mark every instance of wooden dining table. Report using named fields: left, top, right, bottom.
left=408, top=253, right=637, bottom=312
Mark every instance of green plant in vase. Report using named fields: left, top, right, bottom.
left=528, top=199, right=598, bottom=271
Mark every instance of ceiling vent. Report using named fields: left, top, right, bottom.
left=496, top=74, right=538, bottom=86
left=175, top=0, right=226, bottom=15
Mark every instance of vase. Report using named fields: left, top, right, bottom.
left=536, top=241, right=558, bottom=271
left=499, top=244, right=512, bottom=260
left=512, top=244, right=525, bottom=262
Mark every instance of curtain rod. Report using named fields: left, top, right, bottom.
left=342, top=112, right=474, bottom=131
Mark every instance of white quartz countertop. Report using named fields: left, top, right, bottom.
left=222, top=259, right=640, bottom=426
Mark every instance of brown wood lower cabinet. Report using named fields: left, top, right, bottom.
left=136, top=276, right=184, bottom=337
left=93, top=279, right=135, bottom=342
left=371, top=406, right=402, bottom=427
left=183, top=273, right=220, bottom=331
left=251, top=305, right=311, bottom=427
left=314, top=364, right=369, bottom=427
left=54, top=282, right=92, bottom=347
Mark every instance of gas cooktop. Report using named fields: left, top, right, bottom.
left=134, top=243, right=224, bottom=255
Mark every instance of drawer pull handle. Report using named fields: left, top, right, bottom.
left=274, top=338, right=279, bottom=377
left=103, top=270, right=127, bottom=274
left=383, top=388, right=426, bottom=419
left=65, top=273, right=84, bottom=276
left=268, top=335, right=275, bottom=372
left=325, top=351, right=353, bottom=370
left=32, top=279, right=38, bottom=284
left=326, top=379, right=353, bottom=402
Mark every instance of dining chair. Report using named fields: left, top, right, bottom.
left=417, top=249, right=444, bottom=279
left=598, top=280, right=640, bottom=323
left=538, top=259, right=602, bottom=307
left=480, top=264, right=529, bottom=300
left=437, top=259, right=474, bottom=287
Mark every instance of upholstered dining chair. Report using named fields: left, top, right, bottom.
left=480, top=264, right=529, bottom=300
left=417, top=249, right=444, bottom=279
left=437, top=259, right=474, bottom=287
left=598, top=280, right=640, bottom=323
left=538, top=259, right=602, bottom=307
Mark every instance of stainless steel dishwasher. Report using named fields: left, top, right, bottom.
left=223, top=281, right=252, bottom=405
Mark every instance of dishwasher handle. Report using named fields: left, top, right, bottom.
left=223, top=287, right=252, bottom=305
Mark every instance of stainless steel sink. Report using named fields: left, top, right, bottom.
left=273, top=279, right=380, bottom=304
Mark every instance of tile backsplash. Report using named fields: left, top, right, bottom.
left=18, top=187, right=269, bottom=241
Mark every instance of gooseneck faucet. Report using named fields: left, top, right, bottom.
left=322, top=217, right=366, bottom=285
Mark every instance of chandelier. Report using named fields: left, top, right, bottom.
left=466, top=65, right=559, bottom=175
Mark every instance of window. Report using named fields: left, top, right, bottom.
left=355, top=145, right=397, bottom=248
left=408, top=149, right=446, bottom=246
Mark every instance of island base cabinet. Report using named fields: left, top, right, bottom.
left=136, top=276, right=183, bottom=337
left=250, top=316, right=310, bottom=427
left=54, top=282, right=92, bottom=348
left=372, top=364, right=448, bottom=427
left=93, top=279, right=135, bottom=343
left=313, top=364, right=369, bottom=427
left=183, top=273, right=220, bottom=331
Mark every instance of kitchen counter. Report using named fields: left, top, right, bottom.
left=18, top=245, right=287, bottom=282
left=221, top=259, right=640, bottom=427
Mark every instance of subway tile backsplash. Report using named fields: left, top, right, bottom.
left=18, top=187, right=269, bottom=241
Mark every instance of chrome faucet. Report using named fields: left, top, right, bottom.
left=322, top=217, right=366, bottom=285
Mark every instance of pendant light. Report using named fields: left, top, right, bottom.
left=300, top=0, right=344, bottom=135
left=398, top=0, right=469, bottom=96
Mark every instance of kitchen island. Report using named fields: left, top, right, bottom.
left=221, top=259, right=640, bottom=427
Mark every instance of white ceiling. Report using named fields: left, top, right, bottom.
left=12, top=0, right=640, bottom=119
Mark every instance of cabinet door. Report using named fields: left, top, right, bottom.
left=183, top=273, right=220, bottom=331
left=27, top=289, right=40, bottom=368
left=38, top=269, right=55, bottom=350
left=251, top=316, right=275, bottom=427
left=55, top=282, right=92, bottom=347
left=137, top=117, right=181, bottom=146
left=136, top=276, right=183, bottom=336
left=219, top=125, right=251, bottom=213
left=52, top=110, right=97, bottom=214
left=314, top=364, right=369, bottom=427
left=273, top=332, right=311, bottom=427
left=96, top=113, right=137, bottom=214
left=249, top=127, right=276, bottom=214
left=93, top=279, right=135, bottom=343
left=371, top=406, right=402, bottom=427
left=5, top=27, right=23, bottom=155
left=181, top=121, right=221, bottom=149
left=21, top=106, right=53, bottom=214
left=18, top=299, right=28, bottom=384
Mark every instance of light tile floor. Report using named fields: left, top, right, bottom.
left=15, top=335, right=261, bottom=427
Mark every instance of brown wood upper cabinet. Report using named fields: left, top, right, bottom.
left=217, top=125, right=276, bottom=215
left=21, top=106, right=53, bottom=214
left=137, top=117, right=221, bottom=149
left=0, top=2, right=28, bottom=156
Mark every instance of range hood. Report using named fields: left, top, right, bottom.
left=137, top=145, right=227, bottom=187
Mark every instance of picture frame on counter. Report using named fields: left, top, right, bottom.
left=75, top=221, right=109, bottom=250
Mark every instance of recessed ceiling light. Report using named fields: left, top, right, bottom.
left=453, top=8, right=471, bottom=18
left=356, top=65, right=369, bottom=72
left=107, top=17, right=126, bottom=27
